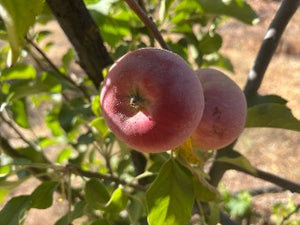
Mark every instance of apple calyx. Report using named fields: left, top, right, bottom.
left=129, top=93, right=146, bottom=110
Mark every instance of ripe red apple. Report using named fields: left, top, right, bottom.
left=191, top=68, right=247, bottom=150
left=100, top=48, right=204, bottom=153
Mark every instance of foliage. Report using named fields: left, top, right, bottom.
left=0, top=0, right=299, bottom=225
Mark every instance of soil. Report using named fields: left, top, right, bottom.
left=1, top=0, right=299, bottom=224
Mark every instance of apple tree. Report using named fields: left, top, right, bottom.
left=0, top=0, right=299, bottom=225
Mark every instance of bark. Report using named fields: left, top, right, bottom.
left=46, top=0, right=113, bottom=89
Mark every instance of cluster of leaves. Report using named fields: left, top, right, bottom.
left=0, top=0, right=299, bottom=225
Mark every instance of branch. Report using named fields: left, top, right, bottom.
left=125, top=0, right=170, bottom=50
left=244, top=0, right=300, bottom=97
left=68, top=164, right=146, bottom=191
left=234, top=185, right=283, bottom=196
left=26, top=37, right=91, bottom=102
left=45, top=0, right=113, bottom=88
left=227, top=164, right=300, bottom=193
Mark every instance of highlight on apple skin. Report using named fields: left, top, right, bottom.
left=191, top=68, right=247, bottom=151
left=100, top=48, right=205, bottom=153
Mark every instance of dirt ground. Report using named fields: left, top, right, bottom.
left=1, top=0, right=299, bottom=224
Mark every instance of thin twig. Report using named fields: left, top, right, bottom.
left=0, top=112, right=40, bottom=151
left=280, top=204, right=300, bottom=225
left=233, top=185, right=284, bottom=196
left=124, top=0, right=170, bottom=50
left=68, top=164, right=146, bottom=191
left=26, top=37, right=91, bottom=102
left=244, top=0, right=300, bottom=97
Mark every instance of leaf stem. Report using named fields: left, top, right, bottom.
left=244, top=0, right=300, bottom=97
left=124, top=0, right=170, bottom=50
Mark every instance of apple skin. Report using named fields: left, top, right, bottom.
left=100, top=48, right=204, bottom=153
left=191, top=68, right=247, bottom=150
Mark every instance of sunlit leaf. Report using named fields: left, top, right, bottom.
left=0, top=0, right=44, bottom=64
left=30, top=181, right=59, bottom=209
left=246, top=103, right=300, bottom=131
left=90, top=117, right=109, bottom=138
left=104, top=187, right=128, bottom=213
left=56, top=148, right=73, bottom=164
left=0, top=64, right=36, bottom=81
left=10, top=98, right=30, bottom=128
left=146, top=159, right=194, bottom=225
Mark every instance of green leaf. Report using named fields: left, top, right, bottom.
left=0, top=164, right=10, bottom=176
left=127, top=192, right=147, bottom=225
left=10, top=98, right=30, bottom=128
left=0, top=0, right=44, bottom=64
left=0, top=195, right=31, bottom=225
left=246, top=103, right=300, bottom=131
left=198, top=0, right=258, bottom=24
left=55, top=201, right=86, bottom=225
left=0, top=189, right=9, bottom=203
left=215, top=149, right=256, bottom=174
left=56, top=148, right=73, bottom=164
left=193, top=176, right=218, bottom=202
left=8, top=72, right=62, bottom=100
left=104, top=187, right=128, bottom=213
left=202, top=52, right=234, bottom=72
left=16, top=146, right=46, bottom=163
left=0, top=64, right=36, bottom=81
left=61, top=48, right=75, bottom=72
left=91, top=95, right=101, bottom=116
left=90, top=117, right=109, bottom=138
left=85, top=178, right=110, bottom=210
left=146, top=159, right=195, bottom=225
left=247, top=94, right=288, bottom=107
left=30, top=181, right=59, bottom=209
left=84, top=0, right=100, bottom=4
left=198, top=32, right=222, bottom=54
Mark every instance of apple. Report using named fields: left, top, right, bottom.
left=100, top=48, right=204, bottom=153
left=191, top=68, right=247, bottom=150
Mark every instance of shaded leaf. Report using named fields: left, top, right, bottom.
left=198, top=0, right=258, bottom=24
left=246, top=103, right=300, bottom=131
left=246, top=94, right=288, bottom=107
left=85, top=178, right=110, bottom=210
left=146, top=159, right=194, bottom=225
left=30, top=181, right=59, bottom=209
left=0, top=195, right=31, bottom=225
left=215, top=149, right=256, bottom=174
left=198, top=32, right=222, bottom=54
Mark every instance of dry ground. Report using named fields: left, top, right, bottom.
left=1, top=0, right=299, bottom=224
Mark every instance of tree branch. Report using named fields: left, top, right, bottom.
left=67, top=164, right=146, bottom=191
left=125, top=0, right=170, bottom=50
left=244, top=0, right=300, bottom=97
left=225, top=163, right=300, bottom=193
left=45, top=0, right=113, bottom=89
left=26, top=37, right=91, bottom=102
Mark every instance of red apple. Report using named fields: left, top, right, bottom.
left=191, top=68, right=247, bottom=150
left=100, top=48, right=204, bottom=153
